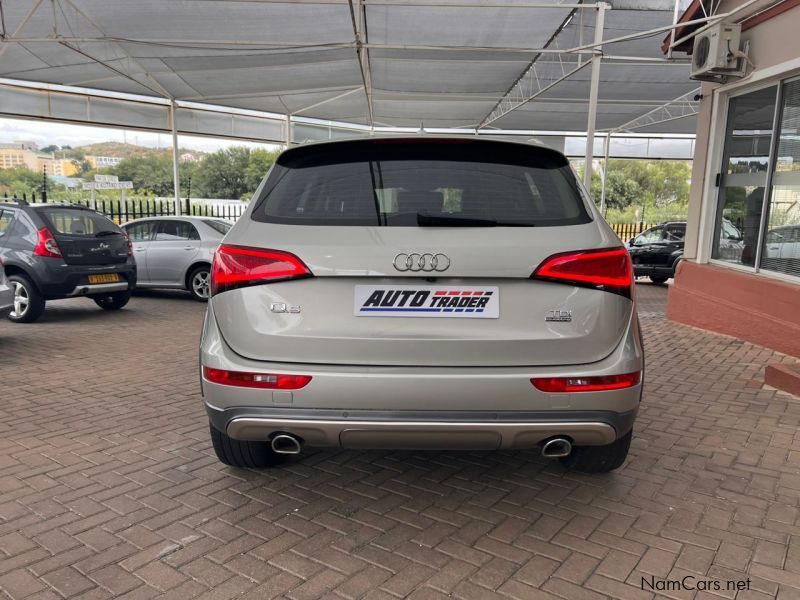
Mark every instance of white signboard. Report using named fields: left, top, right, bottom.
left=94, top=174, right=119, bottom=183
left=82, top=181, right=133, bottom=190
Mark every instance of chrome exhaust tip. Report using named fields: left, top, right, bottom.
left=271, top=433, right=302, bottom=455
left=541, top=437, right=572, bottom=459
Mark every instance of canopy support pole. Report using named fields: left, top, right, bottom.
left=583, top=2, right=606, bottom=190
left=600, top=134, right=611, bottom=215
left=170, top=101, right=181, bottom=216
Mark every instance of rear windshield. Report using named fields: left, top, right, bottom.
left=251, top=140, right=591, bottom=227
left=36, top=207, right=121, bottom=236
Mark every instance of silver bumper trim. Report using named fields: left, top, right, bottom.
left=226, top=417, right=617, bottom=449
left=67, top=282, right=129, bottom=296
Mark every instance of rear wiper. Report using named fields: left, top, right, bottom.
left=95, top=230, right=123, bottom=237
left=416, top=213, right=533, bottom=227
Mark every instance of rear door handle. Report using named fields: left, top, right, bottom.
left=135, top=248, right=146, bottom=252
left=184, top=246, right=195, bottom=250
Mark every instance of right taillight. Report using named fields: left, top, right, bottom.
left=33, top=227, right=62, bottom=258
left=532, top=247, right=632, bottom=298
left=531, top=372, right=641, bottom=393
left=210, top=245, right=312, bottom=296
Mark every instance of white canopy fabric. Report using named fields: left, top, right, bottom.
left=0, top=0, right=698, bottom=135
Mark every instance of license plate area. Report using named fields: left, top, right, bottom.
left=88, top=273, right=120, bottom=284
left=355, top=285, right=499, bottom=318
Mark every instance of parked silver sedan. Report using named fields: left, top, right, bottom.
left=121, top=216, right=231, bottom=301
left=0, top=258, right=12, bottom=318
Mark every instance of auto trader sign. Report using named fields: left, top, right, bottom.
left=82, top=174, right=133, bottom=190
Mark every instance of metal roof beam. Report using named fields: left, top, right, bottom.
left=609, top=86, right=700, bottom=132
left=477, top=1, right=589, bottom=128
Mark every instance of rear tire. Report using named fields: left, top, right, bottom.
left=188, top=265, right=210, bottom=302
left=93, top=290, right=131, bottom=310
left=7, top=275, right=46, bottom=323
left=560, top=429, right=632, bottom=473
left=209, top=423, right=286, bottom=468
left=649, top=275, right=669, bottom=285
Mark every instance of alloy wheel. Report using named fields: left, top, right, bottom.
left=11, top=281, right=29, bottom=318
left=192, top=270, right=210, bottom=299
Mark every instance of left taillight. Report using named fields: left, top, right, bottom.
left=123, top=232, right=133, bottom=256
left=33, top=227, right=62, bottom=258
left=531, top=372, right=641, bottom=393
left=532, top=247, right=632, bottom=298
left=210, top=245, right=312, bottom=296
left=203, top=366, right=311, bottom=390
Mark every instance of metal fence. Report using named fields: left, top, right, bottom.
left=609, top=222, right=655, bottom=241
left=2, top=193, right=247, bottom=223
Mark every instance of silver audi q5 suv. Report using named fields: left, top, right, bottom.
left=201, top=137, right=643, bottom=473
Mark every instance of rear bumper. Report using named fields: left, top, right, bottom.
left=32, top=259, right=137, bottom=299
left=633, top=265, right=674, bottom=277
left=207, top=406, right=636, bottom=449
left=201, top=302, right=644, bottom=448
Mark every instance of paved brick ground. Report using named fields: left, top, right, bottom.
left=1, top=283, right=800, bottom=600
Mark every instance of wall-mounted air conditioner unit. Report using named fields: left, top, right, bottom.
left=690, top=22, right=746, bottom=82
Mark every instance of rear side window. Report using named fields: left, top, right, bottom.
left=664, top=225, right=686, bottom=241
left=124, top=221, right=156, bottom=242
left=203, top=220, right=232, bottom=235
left=154, top=220, right=200, bottom=241
left=252, top=140, right=591, bottom=227
left=0, top=210, right=14, bottom=237
left=37, top=208, right=120, bottom=236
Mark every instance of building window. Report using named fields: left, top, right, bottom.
left=712, top=85, right=777, bottom=267
left=760, top=78, right=800, bottom=279
left=712, top=77, right=800, bottom=280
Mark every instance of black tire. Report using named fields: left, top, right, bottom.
left=6, top=274, right=46, bottom=323
left=649, top=275, right=669, bottom=285
left=209, top=423, right=286, bottom=468
left=187, top=265, right=210, bottom=302
left=560, top=429, right=632, bottom=473
left=93, top=290, right=131, bottom=311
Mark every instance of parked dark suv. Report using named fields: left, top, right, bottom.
left=627, top=221, right=685, bottom=284
left=0, top=200, right=137, bottom=323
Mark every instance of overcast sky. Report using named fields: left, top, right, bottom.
left=0, top=117, right=280, bottom=153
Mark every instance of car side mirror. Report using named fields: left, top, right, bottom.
left=628, top=238, right=635, bottom=247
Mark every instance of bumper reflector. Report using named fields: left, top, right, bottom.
left=531, top=372, right=641, bottom=393
left=203, top=366, right=311, bottom=390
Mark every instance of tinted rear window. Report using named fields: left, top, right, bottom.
left=251, top=140, right=591, bottom=227
left=36, top=207, right=120, bottom=236
left=203, top=219, right=232, bottom=235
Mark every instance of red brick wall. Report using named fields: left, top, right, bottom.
left=667, top=261, right=800, bottom=358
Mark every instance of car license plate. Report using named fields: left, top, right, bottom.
left=354, top=285, right=499, bottom=318
left=88, top=273, right=120, bottom=284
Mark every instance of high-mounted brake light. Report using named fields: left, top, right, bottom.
left=210, top=245, right=312, bottom=296
left=532, top=247, right=632, bottom=298
left=203, top=366, right=311, bottom=390
left=531, top=372, right=641, bottom=393
left=33, top=227, right=62, bottom=258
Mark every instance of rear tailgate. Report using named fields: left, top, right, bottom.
left=212, top=223, right=631, bottom=367
left=36, top=207, right=129, bottom=266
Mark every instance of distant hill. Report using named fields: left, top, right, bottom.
left=74, top=142, right=205, bottom=159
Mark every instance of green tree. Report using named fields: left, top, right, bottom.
left=112, top=153, right=176, bottom=196
left=588, top=159, right=691, bottom=217
left=245, top=148, right=279, bottom=194
left=0, top=167, right=51, bottom=198
left=192, top=147, right=252, bottom=199
left=590, top=170, right=642, bottom=210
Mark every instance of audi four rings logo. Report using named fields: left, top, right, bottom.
left=393, top=253, right=451, bottom=272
